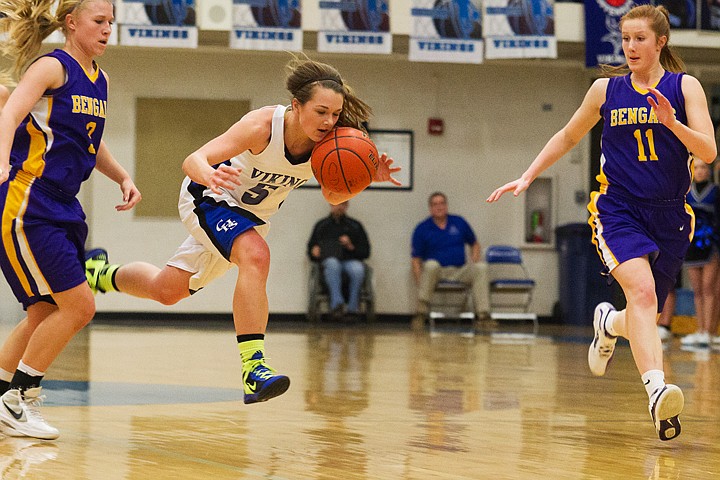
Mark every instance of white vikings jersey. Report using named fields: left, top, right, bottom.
left=178, top=104, right=312, bottom=238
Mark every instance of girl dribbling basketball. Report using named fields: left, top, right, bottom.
left=84, top=57, right=401, bottom=405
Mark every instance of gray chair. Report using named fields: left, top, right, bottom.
left=307, top=262, right=375, bottom=322
left=427, top=280, right=475, bottom=335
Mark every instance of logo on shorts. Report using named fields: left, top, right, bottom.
left=216, top=219, right=239, bottom=232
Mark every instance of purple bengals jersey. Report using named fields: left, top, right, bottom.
left=598, top=71, right=690, bottom=201
left=0, top=49, right=107, bottom=308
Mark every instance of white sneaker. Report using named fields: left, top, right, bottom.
left=712, top=335, right=720, bottom=346
left=657, top=325, right=672, bottom=342
left=649, top=384, right=684, bottom=441
left=588, top=302, right=618, bottom=376
left=0, top=388, right=59, bottom=440
left=681, top=332, right=709, bottom=346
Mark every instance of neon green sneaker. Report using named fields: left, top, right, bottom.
left=242, top=352, right=290, bottom=404
left=85, top=249, right=120, bottom=294
left=85, top=249, right=108, bottom=294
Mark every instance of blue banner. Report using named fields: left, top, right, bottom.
left=317, top=0, right=392, bottom=54
left=409, top=0, right=484, bottom=63
left=701, top=0, right=720, bottom=30
left=483, top=0, right=556, bottom=59
left=584, top=0, right=649, bottom=68
left=230, top=0, right=303, bottom=51
left=119, top=0, right=198, bottom=48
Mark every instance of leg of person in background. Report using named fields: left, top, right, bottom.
left=657, top=289, right=674, bottom=342
left=342, top=259, right=365, bottom=316
left=458, top=262, right=491, bottom=322
left=322, top=257, right=346, bottom=318
left=588, top=257, right=683, bottom=441
left=414, top=260, right=442, bottom=326
left=681, top=260, right=717, bottom=347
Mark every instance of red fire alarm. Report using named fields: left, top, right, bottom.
left=428, top=118, right=444, bottom=136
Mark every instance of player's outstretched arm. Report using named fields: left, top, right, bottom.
left=373, top=153, right=402, bottom=185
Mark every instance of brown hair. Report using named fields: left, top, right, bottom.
left=285, top=56, right=372, bottom=132
left=600, top=4, right=685, bottom=77
left=428, top=192, right=447, bottom=206
left=0, top=0, right=110, bottom=81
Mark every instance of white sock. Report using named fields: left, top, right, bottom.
left=17, top=360, right=45, bottom=378
left=642, top=369, right=665, bottom=399
left=604, top=310, right=619, bottom=337
left=0, top=368, right=12, bottom=382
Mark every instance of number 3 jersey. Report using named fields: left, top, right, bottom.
left=179, top=105, right=312, bottom=239
left=598, top=71, right=690, bottom=202
left=10, top=49, right=107, bottom=198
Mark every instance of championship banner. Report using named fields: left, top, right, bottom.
left=483, top=0, right=556, bottom=59
left=230, top=0, right=303, bottom=51
left=118, top=0, right=198, bottom=48
left=584, top=0, right=649, bottom=68
left=409, top=0, right=483, bottom=64
left=701, top=0, right=720, bottom=31
left=317, top=0, right=391, bottom=54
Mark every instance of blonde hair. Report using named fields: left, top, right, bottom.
left=285, top=56, right=372, bottom=132
left=0, top=0, right=109, bottom=81
left=600, top=4, right=685, bottom=77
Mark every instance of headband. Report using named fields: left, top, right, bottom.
left=300, top=77, right=343, bottom=90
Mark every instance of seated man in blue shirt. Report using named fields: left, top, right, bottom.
left=411, top=192, right=490, bottom=322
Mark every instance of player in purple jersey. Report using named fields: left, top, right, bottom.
left=0, top=0, right=141, bottom=440
left=488, top=5, right=716, bottom=440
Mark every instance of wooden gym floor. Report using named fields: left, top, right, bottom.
left=0, top=317, right=719, bottom=479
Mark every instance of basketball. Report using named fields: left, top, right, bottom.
left=311, top=127, right=379, bottom=194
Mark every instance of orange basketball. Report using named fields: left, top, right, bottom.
left=311, top=127, right=379, bottom=194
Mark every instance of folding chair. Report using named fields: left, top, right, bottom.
left=427, top=280, right=475, bottom=336
left=486, top=245, right=538, bottom=335
left=307, top=262, right=375, bottom=322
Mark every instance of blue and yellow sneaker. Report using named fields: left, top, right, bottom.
left=242, top=351, right=290, bottom=404
left=85, top=248, right=120, bottom=294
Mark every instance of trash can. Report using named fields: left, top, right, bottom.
left=555, top=223, right=613, bottom=325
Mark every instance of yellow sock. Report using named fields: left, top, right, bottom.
left=238, top=339, right=265, bottom=363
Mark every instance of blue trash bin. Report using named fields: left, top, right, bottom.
left=555, top=223, right=613, bottom=325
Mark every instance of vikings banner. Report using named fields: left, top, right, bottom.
left=230, top=0, right=302, bottom=51
left=483, top=0, right=556, bottom=59
left=118, top=0, right=198, bottom=48
left=584, top=0, right=650, bottom=68
left=317, top=0, right=391, bottom=54
left=409, top=0, right=483, bottom=63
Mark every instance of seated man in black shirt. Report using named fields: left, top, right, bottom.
left=308, top=201, right=370, bottom=318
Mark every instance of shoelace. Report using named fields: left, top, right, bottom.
left=22, top=395, right=48, bottom=422
left=246, top=360, right=277, bottom=381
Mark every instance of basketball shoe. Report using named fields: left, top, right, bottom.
left=242, top=352, right=290, bottom=404
left=0, top=388, right=59, bottom=440
left=588, top=302, right=618, bottom=376
left=85, top=248, right=108, bottom=294
left=649, top=384, right=684, bottom=441
left=85, top=248, right=120, bottom=294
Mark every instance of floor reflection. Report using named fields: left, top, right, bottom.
left=0, top=319, right=717, bottom=479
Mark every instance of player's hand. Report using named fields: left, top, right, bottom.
left=209, top=164, right=242, bottom=195
left=647, top=88, right=677, bottom=128
left=0, top=165, right=8, bottom=185
left=373, top=153, right=401, bottom=186
left=116, top=178, right=141, bottom=211
left=486, top=177, right=531, bottom=203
